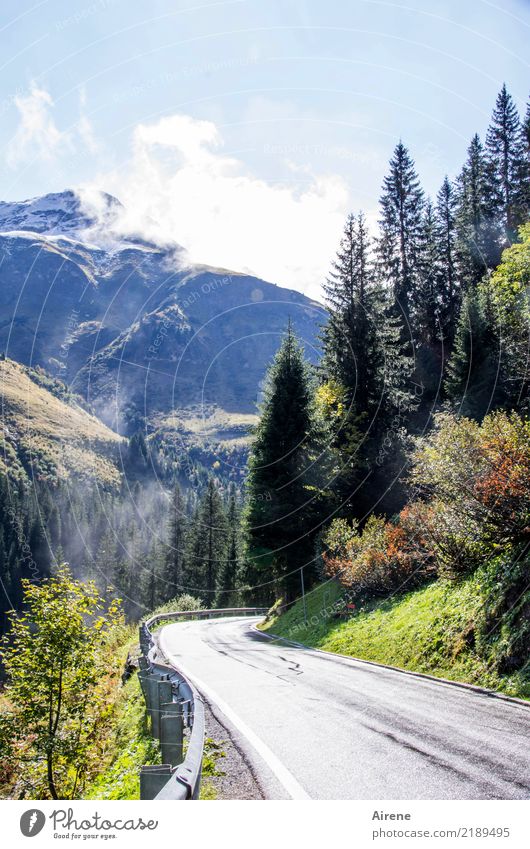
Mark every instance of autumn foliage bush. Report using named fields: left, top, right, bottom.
left=323, top=410, right=530, bottom=595
left=323, top=513, right=434, bottom=599
left=410, top=411, right=530, bottom=572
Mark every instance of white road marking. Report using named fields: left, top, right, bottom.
left=159, top=628, right=311, bottom=800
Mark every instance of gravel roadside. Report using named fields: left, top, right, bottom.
left=202, top=697, right=265, bottom=800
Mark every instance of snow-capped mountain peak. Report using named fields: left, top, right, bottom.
left=0, top=189, right=123, bottom=236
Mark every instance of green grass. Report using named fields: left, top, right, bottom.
left=82, top=627, right=226, bottom=800
left=261, top=578, right=530, bottom=700
left=83, top=672, right=160, bottom=800
left=199, top=738, right=226, bottom=800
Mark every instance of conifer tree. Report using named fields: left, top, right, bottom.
left=416, top=199, right=443, bottom=348
left=215, top=484, right=240, bottom=607
left=164, top=483, right=187, bottom=598
left=242, top=325, right=325, bottom=604
left=524, top=98, right=530, bottom=150
left=444, top=287, right=498, bottom=420
left=456, top=133, right=499, bottom=285
left=187, top=478, right=228, bottom=599
left=436, top=176, right=460, bottom=341
left=520, top=97, right=530, bottom=223
left=322, top=211, right=412, bottom=514
left=377, top=141, right=425, bottom=327
left=485, top=84, right=527, bottom=241
left=322, top=212, right=377, bottom=412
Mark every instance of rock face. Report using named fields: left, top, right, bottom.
left=0, top=190, right=325, bottom=434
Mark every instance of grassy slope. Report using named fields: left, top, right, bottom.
left=0, top=358, right=123, bottom=486
left=82, top=631, right=222, bottom=800
left=83, top=671, right=161, bottom=800
left=261, top=578, right=529, bottom=700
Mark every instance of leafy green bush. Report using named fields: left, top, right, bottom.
left=0, top=566, right=126, bottom=799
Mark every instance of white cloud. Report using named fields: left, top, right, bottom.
left=6, top=83, right=72, bottom=167
left=88, top=112, right=350, bottom=299
left=76, top=87, right=99, bottom=155
left=7, top=82, right=100, bottom=168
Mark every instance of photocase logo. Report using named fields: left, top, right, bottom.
left=20, top=809, right=46, bottom=837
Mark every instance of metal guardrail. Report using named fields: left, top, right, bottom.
left=138, top=607, right=268, bottom=800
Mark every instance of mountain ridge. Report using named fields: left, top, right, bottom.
left=0, top=190, right=325, bottom=476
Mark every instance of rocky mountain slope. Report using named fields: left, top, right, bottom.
left=0, top=191, right=324, bottom=442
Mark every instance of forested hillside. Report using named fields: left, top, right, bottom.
left=247, top=85, right=530, bottom=690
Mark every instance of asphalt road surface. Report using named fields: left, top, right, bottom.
left=158, top=616, right=530, bottom=800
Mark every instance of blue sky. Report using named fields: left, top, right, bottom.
left=0, top=0, right=528, bottom=297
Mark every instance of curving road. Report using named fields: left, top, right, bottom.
left=158, top=616, right=530, bottom=800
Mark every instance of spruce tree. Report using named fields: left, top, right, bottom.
left=456, top=133, right=499, bottom=286
left=524, top=98, right=530, bottom=150
left=242, top=325, right=325, bottom=604
left=323, top=212, right=375, bottom=413
left=444, top=287, right=498, bottom=420
left=520, top=97, right=530, bottom=223
left=485, top=84, right=527, bottom=241
left=416, top=199, right=443, bottom=348
left=215, top=484, right=240, bottom=607
left=377, top=141, right=425, bottom=328
left=187, top=478, right=228, bottom=599
left=164, top=483, right=187, bottom=598
left=322, top=211, right=412, bottom=515
left=436, top=176, right=459, bottom=341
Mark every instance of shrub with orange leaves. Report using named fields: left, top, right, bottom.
left=323, top=410, right=530, bottom=593
left=323, top=512, right=434, bottom=599
left=410, top=411, right=530, bottom=566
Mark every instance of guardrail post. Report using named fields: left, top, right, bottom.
left=139, top=624, right=150, bottom=655
left=150, top=677, right=172, bottom=738
left=137, top=670, right=150, bottom=704
left=140, top=765, right=174, bottom=800
left=160, top=699, right=184, bottom=767
left=137, top=608, right=267, bottom=800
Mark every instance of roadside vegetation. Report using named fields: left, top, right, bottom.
left=262, top=577, right=529, bottom=701
left=0, top=567, right=128, bottom=799
left=261, top=402, right=530, bottom=699
left=0, top=569, right=219, bottom=800
left=252, top=90, right=530, bottom=699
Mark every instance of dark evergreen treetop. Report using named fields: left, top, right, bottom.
left=377, top=141, right=425, bottom=323
left=456, top=133, right=499, bottom=284
left=485, top=84, right=527, bottom=240
left=242, top=324, right=328, bottom=603
left=436, top=175, right=459, bottom=338
left=322, top=211, right=376, bottom=413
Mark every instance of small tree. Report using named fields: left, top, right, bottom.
left=0, top=566, right=124, bottom=799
